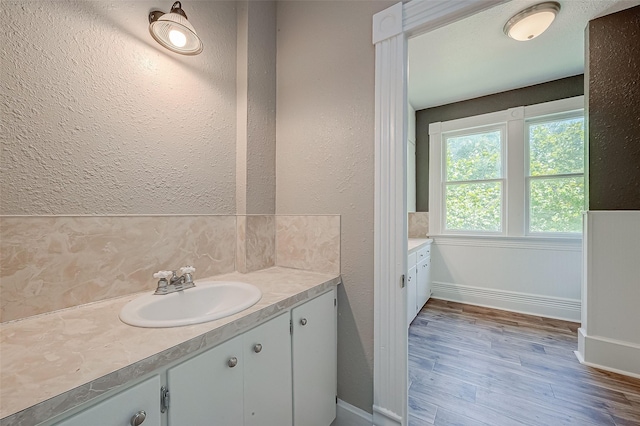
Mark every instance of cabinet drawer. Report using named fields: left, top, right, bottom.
left=417, top=245, right=431, bottom=260
left=408, top=251, right=417, bottom=265
left=53, top=375, right=161, bottom=426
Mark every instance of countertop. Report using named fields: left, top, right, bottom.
left=408, top=238, right=433, bottom=252
left=0, top=267, right=340, bottom=426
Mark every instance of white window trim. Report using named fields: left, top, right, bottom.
left=429, top=95, right=584, bottom=238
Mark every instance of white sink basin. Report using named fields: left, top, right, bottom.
left=119, top=281, right=262, bottom=328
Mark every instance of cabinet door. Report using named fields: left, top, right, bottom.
left=167, top=335, right=243, bottom=426
left=417, top=257, right=430, bottom=311
left=54, top=375, right=161, bottom=426
left=407, top=264, right=417, bottom=326
left=292, top=289, right=337, bottom=426
left=244, top=312, right=293, bottom=426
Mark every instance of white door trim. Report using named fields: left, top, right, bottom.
left=372, top=1, right=505, bottom=424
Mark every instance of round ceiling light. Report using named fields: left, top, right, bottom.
left=504, top=2, right=561, bottom=41
left=149, top=1, right=203, bottom=55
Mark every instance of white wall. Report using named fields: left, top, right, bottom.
left=407, top=103, right=416, bottom=213
left=1, top=1, right=237, bottom=215
left=276, top=0, right=394, bottom=414
left=432, top=237, right=582, bottom=321
left=578, top=211, right=640, bottom=377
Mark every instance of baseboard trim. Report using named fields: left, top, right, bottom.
left=576, top=328, right=640, bottom=378
left=432, top=281, right=581, bottom=322
left=332, top=399, right=373, bottom=426
left=372, top=405, right=402, bottom=426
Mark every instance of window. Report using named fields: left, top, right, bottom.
left=443, top=127, right=504, bottom=233
left=429, top=96, right=584, bottom=238
left=527, top=115, right=585, bottom=234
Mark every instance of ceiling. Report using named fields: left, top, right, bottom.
left=408, top=0, right=640, bottom=110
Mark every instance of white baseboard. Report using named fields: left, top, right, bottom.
left=576, top=328, right=640, bottom=379
left=332, top=399, right=373, bottom=426
left=372, top=405, right=402, bottom=426
left=431, top=281, right=581, bottom=322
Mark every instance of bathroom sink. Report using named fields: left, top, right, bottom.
left=119, top=281, right=262, bottom=328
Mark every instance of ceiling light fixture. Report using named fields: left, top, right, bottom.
left=149, top=1, right=203, bottom=55
left=504, top=2, right=561, bottom=41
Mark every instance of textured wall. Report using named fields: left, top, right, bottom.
left=276, top=0, right=394, bottom=414
left=587, top=5, right=640, bottom=210
left=415, top=75, right=585, bottom=211
left=1, top=1, right=237, bottom=215
left=236, top=1, right=277, bottom=215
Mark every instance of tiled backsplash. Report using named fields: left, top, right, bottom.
left=1, top=214, right=340, bottom=323
left=276, top=215, right=341, bottom=275
left=408, top=212, right=429, bottom=238
left=236, top=215, right=276, bottom=273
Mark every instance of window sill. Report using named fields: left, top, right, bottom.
left=428, top=234, right=582, bottom=251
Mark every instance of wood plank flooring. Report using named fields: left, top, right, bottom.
left=408, top=299, right=640, bottom=426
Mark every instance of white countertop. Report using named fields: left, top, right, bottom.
left=0, top=267, right=340, bottom=425
left=408, top=238, right=433, bottom=252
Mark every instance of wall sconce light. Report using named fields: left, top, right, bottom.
left=149, top=1, right=203, bottom=55
left=504, top=2, right=561, bottom=41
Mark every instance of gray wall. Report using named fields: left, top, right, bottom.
left=276, top=0, right=394, bottom=414
left=586, top=5, right=640, bottom=210
left=1, top=1, right=238, bottom=215
left=415, top=75, right=585, bottom=211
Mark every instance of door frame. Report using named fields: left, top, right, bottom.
left=372, top=1, right=504, bottom=424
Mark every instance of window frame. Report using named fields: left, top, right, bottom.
left=525, top=111, right=585, bottom=237
left=428, top=96, right=585, bottom=239
left=441, top=124, right=507, bottom=235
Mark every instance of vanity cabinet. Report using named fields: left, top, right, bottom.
left=44, top=289, right=336, bottom=426
left=407, top=252, right=418, bottom=326
left=291, top=289, right=337, bottom=426
left=243, top=312, right=293, bottom=426
left=416, top=245, right=431, bottom=310
left=167, top=312, right=292, bottom=426
left=408, top=241, right=432, bottom=326
left=52, top=375, right=161, bottom=426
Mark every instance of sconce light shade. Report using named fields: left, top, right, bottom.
left=504, top=2, right=561, bottom=41
left=149, top=1, right=203, bottom=55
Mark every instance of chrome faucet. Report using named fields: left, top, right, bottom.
left=153, top=266, right=196, bottom=295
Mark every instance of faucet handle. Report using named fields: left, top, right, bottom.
left=180, top=266, right=196, bottom=275
left=153, top=271, right=173, bottom=279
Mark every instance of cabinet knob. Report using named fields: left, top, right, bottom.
left=254, top=343, right=263, bottom=353
left=300, top=318, right=308, bottom=326
left=228, top=357, right=238, bottom=368
left=130, top=411, right=146, bottom=426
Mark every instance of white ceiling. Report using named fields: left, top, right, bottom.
left=408, top=0, right=640, bottom=110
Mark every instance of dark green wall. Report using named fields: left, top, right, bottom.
left=586, top=6, right=640, bottom=210
left=414, top=75, right=584, bottom=211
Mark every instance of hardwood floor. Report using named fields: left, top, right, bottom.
left=408, top=299, right=640, bottom=426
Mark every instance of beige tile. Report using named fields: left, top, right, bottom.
left=409, top=212, right=429, bottom=238
left=276, top=215, right=340, bottom=275
left=236, top=215, right=247, bottom=273
left=245, top=215, right=275, bottom=272
left=0, top=216, right=236, bottom=322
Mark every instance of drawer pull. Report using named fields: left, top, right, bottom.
left=300, top=318, right=308, bottom=326
left=254, top=343, right=263, bottom=353
left=130, top=411, right=146, bottom=426
left=228, top=357, right=238, bottom=368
